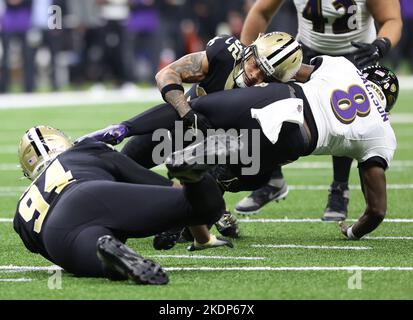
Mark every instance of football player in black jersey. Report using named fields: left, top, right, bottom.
left=80, top=32, right=303, bottom=244
left=14, top=126, right=234, bottom=284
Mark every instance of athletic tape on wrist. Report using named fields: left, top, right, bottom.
left=346, top=225, right=360, bottom=240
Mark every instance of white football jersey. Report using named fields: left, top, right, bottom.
left=296, top=56, right=396, bottom=167
left=293, top=0, right=376, bottom=55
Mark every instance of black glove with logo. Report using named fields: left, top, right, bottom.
left=351, top=37, right=391, bottom=69
left=181, top=110, right=212, bottom=135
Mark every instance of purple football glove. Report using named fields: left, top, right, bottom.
left=76, top=124, right=129, bottom=145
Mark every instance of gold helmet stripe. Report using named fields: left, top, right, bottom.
left=28, top=127, right=51, bottom=160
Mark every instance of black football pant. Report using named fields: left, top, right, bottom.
left=122, top=83, right=309, bottom=191
left=41, top=174, right=224, bottom=277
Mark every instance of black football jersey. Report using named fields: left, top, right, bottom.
left=189, top=35, right=245, bottom=98
left=13, top=139, right=171, bottom=256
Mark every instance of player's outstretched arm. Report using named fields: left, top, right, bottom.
left=155, top=52, right=212, bottom=134
left=187, top=225, right=233, bottom=251
left=340, top=165, right=387, bottom=239
left=240, top=0, right=285, bottom=45
left=155, top=52, right=208, bottom=117
left=352, top=0, right=402, bottom=68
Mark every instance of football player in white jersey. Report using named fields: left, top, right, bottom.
left=165, top=57, right=399, bottom=240
left=236, top=0, right=402, bottom=222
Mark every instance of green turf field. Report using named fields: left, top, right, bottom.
left=0, top=90, right=412, bottom=300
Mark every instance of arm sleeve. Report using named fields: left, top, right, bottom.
left=121, top=103, right=179, bottom=136
left=101, top=151, right=173, bottom=187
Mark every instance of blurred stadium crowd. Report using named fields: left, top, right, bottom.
left=0, top=0, right=412, bottom=93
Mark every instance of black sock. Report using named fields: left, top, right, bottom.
left=332, top=156, right=353, bottom=183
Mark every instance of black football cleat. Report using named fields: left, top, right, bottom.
left=166, top=134, right=241, bottom=183
left=215, top=211, right=240, bottom=238
left=322, top=182, right=349, bottom=221
left=153, top=228, right=184, bottom=250
left=97, top=235, right=168, bottom=285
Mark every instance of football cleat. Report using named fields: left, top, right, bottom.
left=166, top=134, right=242, bottom=183
left=153, top=228, right=184, bottom=250
left=235, top=182, right=289, bottom=215
left=215, top=211, right=240, bottom=238
left=97, top=235, right=168, bottom=285
left=321, top=182, right=349, bottom=222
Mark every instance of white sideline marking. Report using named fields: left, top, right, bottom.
left=238, top=218, right=413, bottom=223
left=251, top=244, right=371, bottom=250
left=365, top=236, right=413, bottom=240
left=2, top=265, right=413, bottom=273
left=0, top=219, right=13, bottom=222
left=0, top=88, right=161, bottom=109
left=0, top=278, right=33, bottom=282
left=149, top=254, right=264, bottom=260
left=165, top=266, right=413, bottom=271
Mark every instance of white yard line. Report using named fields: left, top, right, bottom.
left=149, top=254, right=264, bottom=260
left=1, top=183, right=413, bottom=197
left=365, top=236, right=413, bottom=240
left=0, top=278, right=33, bottom=282
left=165, top=266, right=413, bottom=271
left=251, top=244, right=372, bottom=250
left=1, top=265, right=413, bottom=273
left=0, top=265, right=61, bottom=272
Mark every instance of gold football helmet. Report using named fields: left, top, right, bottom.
left=239, top=32, right=303, bottom=84
left=18, top=125, right=73, bottom=180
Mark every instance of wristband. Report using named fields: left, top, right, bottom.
left=346, top=225, right=360, bottom=240
left=161, top=84, right=184, bottom=102
left=373, top=37, right=391, bottom=58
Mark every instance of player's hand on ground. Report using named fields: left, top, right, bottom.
left=182, top=110, right=212, bottom=135
left=339, top=221, right=349, bottom=238
left=76, top=124, right=129, bottom=145
left=187, top=234, right=233, bottom=251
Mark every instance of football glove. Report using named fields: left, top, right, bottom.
left=76, top=124, right=129, bottom=145
left=187, top=234, right=233, bottom=251
left=181, top=110, right=212, bottom=135
left=351, top=37, right=391, bottom=69
left=153, top=228, right=185, bottom=250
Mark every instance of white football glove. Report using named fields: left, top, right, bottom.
left=187, top=234, right=234, bottom=251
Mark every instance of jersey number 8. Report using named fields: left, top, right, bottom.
left=331, top=85, right=370, bottom=124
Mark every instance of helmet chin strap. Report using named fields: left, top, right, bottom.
left=234, top=69, right=248, bottom=88
left=234, top=46, right=254, bottom=88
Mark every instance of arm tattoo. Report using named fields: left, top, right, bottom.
left=157, top=53, right=206, bottom=117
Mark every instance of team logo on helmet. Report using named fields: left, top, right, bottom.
left=361, top=65, right=399, bottom=112
left=18, top=125, right=73, bottom=180
left=235, top=32, right=303, bottom=87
